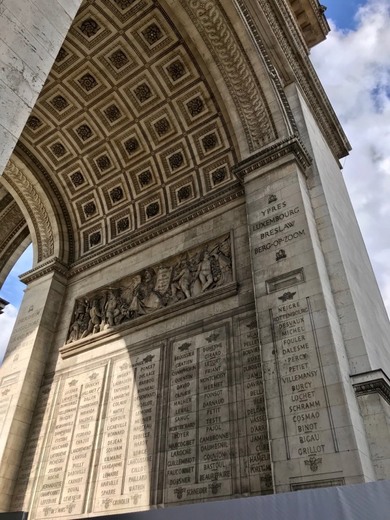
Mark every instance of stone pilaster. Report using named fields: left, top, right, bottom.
left=0, top=259, right=68, bottom=510
left=235, top=138, right=375, bottom=491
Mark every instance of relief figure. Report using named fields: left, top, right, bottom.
left=66, top=234, right=232, bottom=343
left=82, top=299, right=102, bottom=337
left=171, top=260, right=192, bottom=300
left=130, top=269, right=162, bottom=317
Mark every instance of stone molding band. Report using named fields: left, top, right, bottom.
left=233, top=135, right=312, bottom=180
left=20, top=257, right=69, bottom=285
left=351, top=369, right=390, bottom=406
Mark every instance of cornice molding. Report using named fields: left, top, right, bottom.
left=233, top=135, right=312, bottom=180
left=236, top=0, right=351, bottom=159
left=352, top=369, right=390, bottom=407
left=20, top=256, right=69, bottom=285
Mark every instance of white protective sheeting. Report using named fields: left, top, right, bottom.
left=90, top=481, right=390, bottom=520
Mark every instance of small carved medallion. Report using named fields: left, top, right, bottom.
left=278, top=291, right=296, bottom=302
left=26, top=116, right=42, bottom=130
left=51, top=142, right=66, bottom=157
left=55, top=47, right=68, bottom=63
left=109, top=49, right=129, bottom=69
left=166, top=60, right=186, bottom=81
left=187, top=97, right=204, bottom=116
left=78, top=73, right=98, bottom=92
left=89, top=231, right=101, bottom=247
left=124, top=138, right=139, bottom=155
left=79, top=18, right=101, bottom=38
left=83, top=201, right=97, bottom=217
left=51, top=95, right=69, bottom=112
left=70, top=171, right=85, bottom=187
left=305, top=456, right=322, bottom=472
left=134, top=83, right=152, bottom=102
left=117, top=217, right=130, bottom=233
left=212, top=167, right=227, bottom=185
left=142, top=23, right=163, bottom=45
left=146, top=202, right=159, bottom=218
left=76, top=124, right=93, bottom=141
left=154, top=117, right=170, bottom=136
left=276, top=249, right=287, bottom=261
left=169, top=152, right=184, bottom=171
left=139, top=170, right=152, bottom=186
left=202, top=133, right=218, bottom=151
left=110, top=186, right=124, bottom=203
left=104, top=104, right=121, bottom=122
left=178, top=185, right=192, bottom=202
left=96, top=155, right=111, bottom=171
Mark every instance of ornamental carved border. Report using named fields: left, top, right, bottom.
left=3, top=160, right=54, bottom=261
left=66, top=233, right=233, bottom=345
left=237, top=0, right=349, bottom=158
left=180, top=0, right=276, bottom=151
left=16, top=143, right=75, bottom=263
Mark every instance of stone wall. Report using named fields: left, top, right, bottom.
left=0, top=0, right=82, bottom=175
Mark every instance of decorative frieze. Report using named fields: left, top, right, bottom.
left=66, top=234, right=233, bottom=344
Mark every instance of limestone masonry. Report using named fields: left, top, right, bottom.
left=0, top=1, right=390, bottom=518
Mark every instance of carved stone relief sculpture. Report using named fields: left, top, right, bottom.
left=66, top=234, right=233, bottom=343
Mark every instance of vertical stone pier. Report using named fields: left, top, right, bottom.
left=235, top=137, right=376, bottom=491
left=0, top=261, right=67, bottom=510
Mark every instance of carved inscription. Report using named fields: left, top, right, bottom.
left=13, top=315, right=272, bottom=515
left=35, top=368, right=105, bottom=518
left=238, top=318, right=272, bottom=493
left=12, top=384, right=57, bottom=511
left=6, top=306, right=43, bottom=354
left=94, top=349, right=161, bottom=512
left=165, top=327, right=233, bottom=503
left=270, top=297, right=336, bottom=465
left=251, top=197, right=306, bottom=257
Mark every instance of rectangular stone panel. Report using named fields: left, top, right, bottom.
left=93, top=348, right=162, bottom=512
left=16, top=311, right=271, bottom=516
left=34, top=367, right=106, bottom=518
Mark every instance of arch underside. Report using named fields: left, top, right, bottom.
left=9, top=0, right=279, bottom=268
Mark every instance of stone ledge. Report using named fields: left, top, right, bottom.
left=351, top=369, right=390, bottom=406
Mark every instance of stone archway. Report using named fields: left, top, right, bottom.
left=10, top=0, right=287, bottom=267
left=2, top=1, right=390, bottom=519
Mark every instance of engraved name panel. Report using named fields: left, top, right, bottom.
left=270, top=296, right=337, bottom=467
left=165, top=326, right=234, bottom=503
left=94, top=347, right=161, bottom=513
left=35, top=367, right=105, bottom=519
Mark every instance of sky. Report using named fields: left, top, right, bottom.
left=311, top=0, right=390, bottom=315
left=0, top=0, right=389, bottom=362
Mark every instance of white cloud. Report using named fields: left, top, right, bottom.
left=311, top=0, right=390, bottom=316
left=0, top=304, right=18, bottom=365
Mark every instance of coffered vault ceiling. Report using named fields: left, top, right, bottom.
left=12, top=0, right=276, bottom=264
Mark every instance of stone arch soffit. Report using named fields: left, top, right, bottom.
left=1, top=157, right=62, bottom=265
left=17, top=0, right=285, bottom=263
left=160, top=0, right=285, bottom=155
